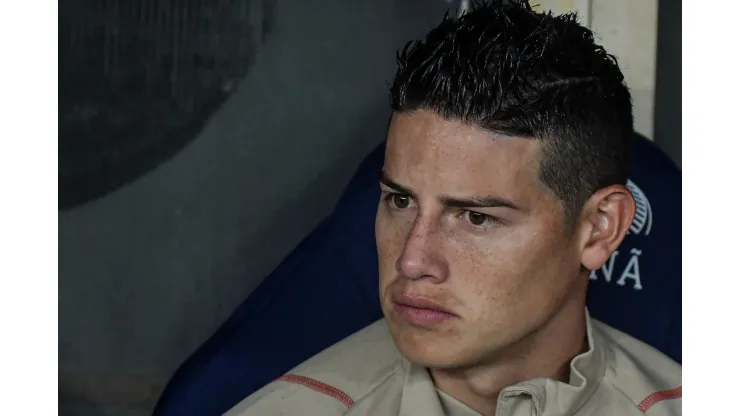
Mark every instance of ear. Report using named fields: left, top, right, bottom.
left=576, top=185, right=636, bottom=271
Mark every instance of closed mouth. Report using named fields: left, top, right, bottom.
left=392, top=294, right=457, bottom=316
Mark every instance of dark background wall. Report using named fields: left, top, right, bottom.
left=59, top=1, right=446, bottom=414
left=58, top=1, right=680, bottom=414
left=654, top=0, right=681, bottom=167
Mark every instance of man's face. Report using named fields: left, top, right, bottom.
left=376, top=110, right=585, bottom=370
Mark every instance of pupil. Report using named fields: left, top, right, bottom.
left=469, top=212, right=486, bottom=225
left=394, top=195, right=409, bottom=208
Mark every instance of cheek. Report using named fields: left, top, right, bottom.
left=375, top=212, right=410, bottom=276
left=450, top=230, right=555, bottom=312
left=452, top=247, right=517, bottom=306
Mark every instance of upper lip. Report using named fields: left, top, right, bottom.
left=393, top=293, right=457, bottom=316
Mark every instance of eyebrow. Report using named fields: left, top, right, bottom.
left=379, top=171, right=522, bottom=211
left=379, top=171, right=414, bottom=195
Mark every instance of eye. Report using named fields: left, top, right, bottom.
left=464, top=211, right=499, bottom=228
left=389, top=194, right=411, bottom=209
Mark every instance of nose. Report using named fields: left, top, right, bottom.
left=395, top=218, right=449, bottom=282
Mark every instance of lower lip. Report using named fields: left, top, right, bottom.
left=394, top=303, right=455, bottom=327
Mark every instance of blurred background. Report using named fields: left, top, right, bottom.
left=58, top=0, right=681, bottom=414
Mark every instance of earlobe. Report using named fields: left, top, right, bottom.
left=579, top=185, right=636, bottom=271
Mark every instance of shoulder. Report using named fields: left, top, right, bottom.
left=224, top=319, right=404, bottom=416
left=593, top=319, right=682, bottom=415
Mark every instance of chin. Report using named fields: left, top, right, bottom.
left=398, top=338, right=477, bottom=370
left=386, top=320, right=474, bottom=370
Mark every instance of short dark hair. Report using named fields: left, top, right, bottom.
left=390, top=0, right=634, bottom=221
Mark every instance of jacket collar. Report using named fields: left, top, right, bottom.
left=398, top=309, right=606, bottom=416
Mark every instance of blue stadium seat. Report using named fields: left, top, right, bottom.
left=154, top=132, right=681, bottom=416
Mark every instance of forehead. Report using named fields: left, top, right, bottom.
left=385, top=110, right=547, bottom=202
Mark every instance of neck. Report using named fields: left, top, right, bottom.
left=430, top=299, right=588, bottom=416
